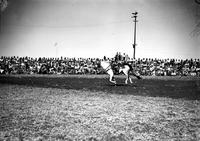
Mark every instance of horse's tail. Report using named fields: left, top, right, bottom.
left=128, top=64, right=142, bottom=79
left=134, top=73, right=142, bottom=79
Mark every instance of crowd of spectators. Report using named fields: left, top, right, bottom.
left=0, top=55, right=200, bottom=76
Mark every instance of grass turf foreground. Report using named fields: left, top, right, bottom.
left=0, top=75, right=200, bottom=140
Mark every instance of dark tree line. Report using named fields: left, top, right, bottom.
left=193, top=0, right=200, bottom=36
left=0, top=0, right=7, bottom=12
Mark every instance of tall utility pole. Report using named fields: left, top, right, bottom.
left=131, top=12, right=138, bottom=59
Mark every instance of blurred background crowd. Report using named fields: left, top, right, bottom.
left=0, top=54, right=200, bottom=76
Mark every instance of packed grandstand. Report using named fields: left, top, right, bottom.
left=0, top=55, right=200, bottom=76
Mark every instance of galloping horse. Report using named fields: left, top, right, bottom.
left=100, top=60, right=142, bottom=84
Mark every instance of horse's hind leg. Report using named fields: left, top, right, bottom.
left=109, top=75, right=116, bottom=84
left=108, top=70, right=116, bottom=84
left=125, top=76, right=128, bottom=84
left=128, top=75, right=133, bottom=83
left=110, top=76, right=116, bottom=84
left=124, top=72, right=131, bottom=84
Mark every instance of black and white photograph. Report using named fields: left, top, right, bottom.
left=0, top=0, right=200, bottom=140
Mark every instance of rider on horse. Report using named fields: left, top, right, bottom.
left=102, top=53, right=141, bottom=84
left=103, top=52, right=134, bottom=74
left=111, top=52, right=133, bottom=73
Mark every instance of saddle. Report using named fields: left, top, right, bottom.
left=111, top=61, right=133, bottom=72
left=119, top=61, right=133, bottom=71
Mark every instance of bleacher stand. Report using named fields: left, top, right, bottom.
left=0, top=56, right=200, bottom=76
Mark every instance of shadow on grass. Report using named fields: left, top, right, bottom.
left=0, top=75, right=199, bottom=100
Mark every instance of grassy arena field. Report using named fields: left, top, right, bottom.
left=0, top=75, right=200, bottom=140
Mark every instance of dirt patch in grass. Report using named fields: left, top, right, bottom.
left=0, top=84, right=200, bottom=140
